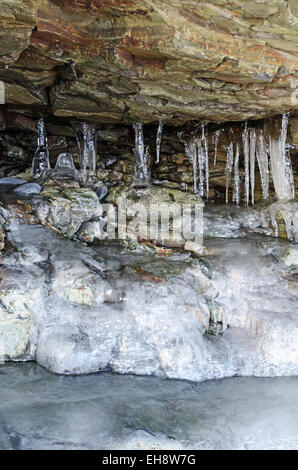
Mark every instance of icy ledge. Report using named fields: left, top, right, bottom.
left=0, top=221, right=298, bottom=382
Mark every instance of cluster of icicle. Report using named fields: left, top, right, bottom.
left=32, top=118, right=51, bottom=179
left=33, top=119, right=97, bottom=181
left=183, top=123, right=210, bottom=198
left=132, top=121, right=164, bottom=185
left=224, top=124, right=268, bottom=205
left=240, top=114, right=294, bottom=204
left=182, top=113, right=295, bottom=204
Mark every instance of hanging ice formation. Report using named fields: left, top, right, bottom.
left=184, top=139, right=198, bottom=194
left=32, top=117, right=50, bottom=179
left=268, top=113, right=295, bottom=201
left=202, top=124, right=209, bottom=198
left=212, top=129, right=221, bottom=166
left=51, top=153, right=78, bottom=180
left=183, top=123, right=209, bottom=197
left=225, top=142, right=234, bottom=204
left=81, top=123, right=97, bottom=179
left=256, top=129, right=269, bottom=200
left=156, top=121, right=163, bottom=164
left=232, top=142, right=240, bottom=205
left=70, top=62, right=77, bottom=80
left=183, top=113, right=295, bottom=205
left=242, top=121, right=250, bottom=206
left=249, top=128, right=256, bottom=205
left=133, top=123, right=150, bottom=186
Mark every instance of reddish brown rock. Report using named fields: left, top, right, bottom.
left=0, top=1, right=297, bottom=123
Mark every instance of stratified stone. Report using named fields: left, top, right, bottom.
left=0, top=0, right=297, bottom=123
left=0, top=0, right=37, bottom=65
left=36, top=181, right=102, bottom=238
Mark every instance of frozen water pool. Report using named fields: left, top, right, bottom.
left=0, top=363, right=298, bottom=450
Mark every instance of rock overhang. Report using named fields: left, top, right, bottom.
left=0, top=0, right=297, bottom=124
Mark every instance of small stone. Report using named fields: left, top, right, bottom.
left=13, top=183, right=42, bottom=195
left=0, top=177, right=27, bottom=186
left=184, top=241, right=204, bottom=255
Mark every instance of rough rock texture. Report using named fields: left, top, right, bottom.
left=0, top=0, right=297, bottom=123
left=36, top=180, right=102, bottom=237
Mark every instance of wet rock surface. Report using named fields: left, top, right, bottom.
left=0, top=209, right=297, bottom=381
left=204, top=200, right=298, bottom=241
left=1, top=363, right=298, bottom=450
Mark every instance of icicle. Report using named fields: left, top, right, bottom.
left=213, top=129, right=220, bottom=166
left=202, top=125, right=209, bottom=199
left=156, top=121, right=163, bottom=164
left=37, top=118, right=47, bottom=147
left=81, top=123, right=97, bottom=180
left=256, top=129, right=269, bottom=200
left=281, top=114, right=295, bottom=199
left=249, top=128, right=256, bottom=205
left=32, top=117, right=50, bottom=179
left=52, top=153, right=78, bottom=180
left=271, top=214, right=279, bottom=238
left=285, top=218, right=294, bottom=241
left=185, top=139, right=198, bottom=194
left=242, top=122, right=250, bottom=205
left=70, top=62, right=77, bottom=80
left=133, top=123, right=150, bottom=185
left=232, top=142, right=240, bottom=205
left=182, top=123, right=208, bottom=198
left=225, top=142, right=234, bottom=204
left=197, top=141, right=205, bottom=197
left=269, top=113, right=295, bottom=200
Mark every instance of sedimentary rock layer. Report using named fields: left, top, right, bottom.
left=0, top=0, right=297, bottom=123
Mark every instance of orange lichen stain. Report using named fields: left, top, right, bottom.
left=133, top=56, right=166, bottom=70
left=114, top=47, right=133, bottom=67
left=131, top=266, right=165, bottom=283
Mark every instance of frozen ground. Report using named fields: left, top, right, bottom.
left=0, top=208, right=298, bottom=380
left=0, top=363, right=298, bottom=450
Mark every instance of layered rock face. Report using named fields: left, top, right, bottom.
left=0, top=0, right=297, bottom=123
